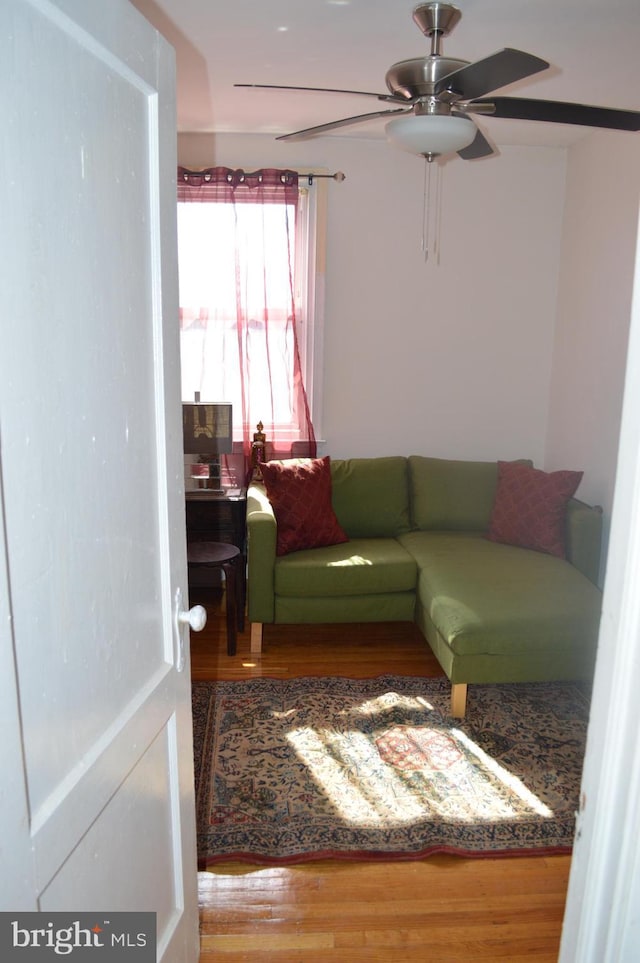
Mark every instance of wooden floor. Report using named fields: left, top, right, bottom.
left=191, top=588, right=572, bottom=962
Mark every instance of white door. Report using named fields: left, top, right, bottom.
left=0, top=1, right=199, bottom=959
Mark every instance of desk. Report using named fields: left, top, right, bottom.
left=185, top=487, right=247, bottom=548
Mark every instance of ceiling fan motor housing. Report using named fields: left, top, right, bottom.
left=385, top=56, right=469, bottom=104
left=387, top=3, right=468, bottom=108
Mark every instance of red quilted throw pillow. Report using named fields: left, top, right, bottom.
left=260, top=456, right=349, bottom=557
left=488, top=461, right=583, bottom=557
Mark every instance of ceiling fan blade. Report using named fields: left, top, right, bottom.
left=434, top=49, right=549, bottom=101
left=456, top=125, right=495, bottom=160
left=472, top=97, right=640, bottom=131
left=234, top=83, right=404, bottom=104
left=276, top=107, right=411, bottom=142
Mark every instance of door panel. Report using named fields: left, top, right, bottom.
left=0, top=1, right=198, bottom=958
left=40, top=722, right=179, bottom=915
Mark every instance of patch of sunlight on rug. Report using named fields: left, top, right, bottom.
left=286, top=706, right=553, bottom=826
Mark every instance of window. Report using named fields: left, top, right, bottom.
left=176, top=167, right=323, bottom=460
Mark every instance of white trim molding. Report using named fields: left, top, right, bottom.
left=560, top=197, right=640, bottom=962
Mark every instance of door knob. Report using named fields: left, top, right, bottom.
left=173, top=587, right=207, bottom=672
left=178, top=604, right=207, bottom=632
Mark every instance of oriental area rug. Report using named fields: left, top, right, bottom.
left=192, top=675, right=589, bottom=867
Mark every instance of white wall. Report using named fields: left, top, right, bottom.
left=546, top=131, right=640, bottom=539
left=179, top=132, right=566, bottom=465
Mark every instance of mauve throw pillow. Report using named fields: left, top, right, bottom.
left=260, top=456, right=349, bottom=557
left=487, top=461, right=583, bottom=558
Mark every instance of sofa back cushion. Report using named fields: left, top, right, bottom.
left=565, top=498, right=603, bottom=584
left=330, top=457, right=411, bottom=537
left=409, top=456, right=533, bottom=532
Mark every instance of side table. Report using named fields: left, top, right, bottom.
left=186, top=541, right=245, bottom=656
left=185, top=487, right=247, bottom=593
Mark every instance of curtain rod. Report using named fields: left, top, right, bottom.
left=302, top=171, right=346, bottom=185
left=179, top=167, right=346, bottom=186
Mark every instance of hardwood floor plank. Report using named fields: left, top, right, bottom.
left=201, top=933, right=335, bottom=952
left=204, top=893, right=566, bottom=926
left=192, top=588, right=573, bottom=962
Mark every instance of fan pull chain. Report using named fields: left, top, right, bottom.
left=421, top=157, right=431, bottom=260
left=433, top=160, right=443, bottom=265
left=421, top=156, right=443, bottom=263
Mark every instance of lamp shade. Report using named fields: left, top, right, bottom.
left=385, top=114, right=477, bottom=158
left=182, top=403, right=233, bottom=455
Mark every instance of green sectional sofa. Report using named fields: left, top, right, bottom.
left=246, top=455, right=603, bottom=716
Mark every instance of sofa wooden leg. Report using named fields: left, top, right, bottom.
left=250, top=622, right=263, bottom=654
left=450, top=683, right=468, bottom=718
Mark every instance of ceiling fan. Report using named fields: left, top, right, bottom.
left=236, top=2, right=640, bottom=161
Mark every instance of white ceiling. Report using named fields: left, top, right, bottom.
left=130, top=0, right=640, bottom=151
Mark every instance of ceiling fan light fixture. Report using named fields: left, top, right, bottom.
left=385, top=113, right=476, bottom=158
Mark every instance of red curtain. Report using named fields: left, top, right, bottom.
left=177, top=166, right=316, bottom=481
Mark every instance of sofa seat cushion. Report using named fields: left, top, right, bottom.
left=274, top=537, right=417, bottom=599
left=398, top=531, right=602, bottom=657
